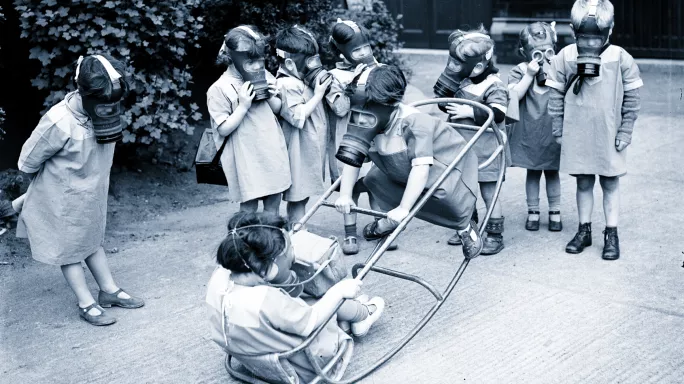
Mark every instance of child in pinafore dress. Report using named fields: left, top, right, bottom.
left=275, top=26, right=333, bottom=225
left=206, top=212, right=385, bottom=383
left=207, top=25, right=291, bottom=214
left=326, top=19, right=380, bottom=255
left=335, top=65, right=484, bottom=259
left=508, top=22, right=563, bottom=232
left=16, top=54, right=144, bottom=326
left=546, top=0, right=642, bottom=260
left=439, top=27, right=511, bottom=256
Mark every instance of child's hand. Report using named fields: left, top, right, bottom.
left=314, top=75, right=333, bottom=96
left=446, top=103, right=474, bottom=120
left=387, top=207, right=409, bottom=224
left=333, top=278, right=363, bottom=299
left=267, top=78, right=280, bottom=99
left=238, top=82, right=255, bottom=110
left=334, top=195, right=356, bottom=214
left=526, top=60, right=541, bottom=76
left=615, top=139, right=629, bottom=151
left=555, top=136, right=562, bottom=145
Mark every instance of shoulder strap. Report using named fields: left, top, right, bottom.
left=212, top=135, right=229, bottom=166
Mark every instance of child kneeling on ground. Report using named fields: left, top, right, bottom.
left=206, top=212, right=385, bottom=383
left=334, top=65, right=483, bottom=259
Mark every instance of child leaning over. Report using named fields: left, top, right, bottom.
left=206, top=212, right=385, bottom=383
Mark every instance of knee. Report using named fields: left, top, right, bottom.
left=527, top=169, right=543, bottom=179
left=544, top=170, right=559, bottom=179
left=599, top=176, right=619, bottom=192
left=576, top=176, right=595, bottom=191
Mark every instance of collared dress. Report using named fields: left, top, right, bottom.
left=16, top=92, right=114, bottom=265
left=363, top=104, right=479, bottom=230
left=206, top=65, right=291, bottom=203
left=276, top=68, right=329, bottom=202
left=450, top=73, right=511, bottom=182
left=206, top=267, right=352, bottom=383
left=507, top=62, right=561, bottom=170
left=546, top=44, right=643, bottom=177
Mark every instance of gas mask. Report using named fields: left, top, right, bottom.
left=335, top=66, right=395, bottom=168
left=330, top=20, right=377, bottom=67
left=574, top=0, right=612, bottom=78
left=226, top=26, right=270, bottom=101
left=276, top=30, right=332, bottom=89
left=75, top=55, right=126, bottom=144
left=521, top=22, right=557, bottom=86
left=434, top=33, right=493, bottom=98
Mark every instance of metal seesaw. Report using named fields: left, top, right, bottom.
left=225, top=98, right=507, bottom=384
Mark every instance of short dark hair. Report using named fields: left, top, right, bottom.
left=75, top=54, right=129, bottom=99
left=275, top=25, right=319, bottom=56
left=216, top=25, right=267, bottom=66
left=366, top=65, right=406, bottom=105
left=216, top=212, right=289, bottom=277
left=329, top=21, right=370, bottom=55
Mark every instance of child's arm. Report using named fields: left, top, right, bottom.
left=207, top=82, right=254, bottom=137
left=17, top=113, right=70, bottom=175
left=279, top=76, right=333, bottom=129
left=325, top=79, right=351, bottom=117
left=616, top=49, right=644, bottom=150
left=387, top=165, right=430, bottom=223
left=266, top=78, right=282, bottom=115
left=508, top=62, right=538, bottom=102
left=544, top=51, right=569, bottom=143
left=446, top=81, right=508, bottom=125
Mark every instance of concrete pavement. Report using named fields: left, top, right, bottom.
left=1, top=56, right=684, bottom=384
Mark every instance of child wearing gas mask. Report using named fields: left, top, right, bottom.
left=334, top=65, right=483, bottom=259
left=274, top=26, right=334, bottom=225
left=433, top=27, right=511, bottom=256
left=209, top=25, right=291, bottom=214
left=326, top=19, right=381, bottom=255
left=16, top=54, right=144, bottom=326
left=206, top=212, right=385, bottom=382
left=508, top=22, right=563, bottom=232
left=546, top=0, right=642, bottom=260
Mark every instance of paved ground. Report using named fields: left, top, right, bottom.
left=2, top=56, right=684, bottom=384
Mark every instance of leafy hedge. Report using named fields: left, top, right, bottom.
left=200, top=0, right=407, bottom=76
left=14, top=0, right=205, bottom=145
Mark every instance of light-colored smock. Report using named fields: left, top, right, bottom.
left=364, top=104, right=479, bottom=230
left=546, top=44, right=643, bottom=177
left=16, top=92, right=114, bottom=265
left=450, top=73, right=511, bottom=182
left=277, top=68, right=329, bottom=202
left=206, top=267, right=351, bottom=383
left=206, top=66, right=291, bottom=203
left=507, top=62, right=560, bottom=170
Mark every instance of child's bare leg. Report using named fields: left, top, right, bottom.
left=599, top=176, right=620, bottom=260
left=61, top=262, right=98, bottom=308
left=262, top=193, right=282, bottom=215
left=599, top=176, right=619, bottom=227
left=239, top=199, right=259, bottom=213
left=338, top=297, right=384, bottom=337
left=341, top=189, right=361, bottom=255
left=526, top=170, right=542, bottom=222
left=84, top=247, right=119, bottom=294
left=545, top=170, right=562, bottom=218
left=480, top=181, right=504, bottom=255
left=576, top=175, right=595, bottom=223
left=287, top=198, right=309, bottom=225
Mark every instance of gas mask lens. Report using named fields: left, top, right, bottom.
left=243, top=59, right=265, bottom=73
left=351, top=45, right=372, bottom=60
left=446, top=57, right=463, bottom=73
left=94, top=103, right=120, bottom=117
left=532, top=48, right=554, bottom=63
left=306, top=55, right=322, bottom=69
left=349, top=110, right=377, bottom=128
left=577, top=35, right=604, bottom=49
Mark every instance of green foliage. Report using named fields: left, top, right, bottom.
left=14, top=0, right=205, bottom=146
left=200, top=0, right=408, bottom=76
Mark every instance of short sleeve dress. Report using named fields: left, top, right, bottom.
left=507, top=63, right=561, bottom=170
left=450, top=73, right=511, bottom=182
left=546, top=44, right=644, bottom=177
left=206, top=66, right=291, bottom=203
left=205, top=267, right=352, bottom=383
left=16, top=92, right=115, bottom=265
left=363, top=104, right=479, bottom=230
left=276, top=68, right=329, bottom=202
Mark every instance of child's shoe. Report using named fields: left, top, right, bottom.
left=458, top=220, right=483, bottom=259
left=98, top=289, right=145, bottom=309
left=602, top=227, right=620, bottom=260
left=79, top=303, right=117, bottom=326
left=351, top=297, right=385, bottom=337
left=342, top=236, right=359, bottom=255
left=448, top=208, right=479, bottom=245
left=565, top=223, right=592, bottom=254
left=525, top=210, right=540, bottom=231
left=339, top=320, right=351, bottom=334
left=481, top=217, right=505, bottom=256
left=548, top=211, right=563, bottom=232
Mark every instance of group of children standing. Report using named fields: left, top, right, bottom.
left=2, top=0, right=642, bottom=381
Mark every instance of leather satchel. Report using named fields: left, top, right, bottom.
left=194, top=128, right=229, bottom=186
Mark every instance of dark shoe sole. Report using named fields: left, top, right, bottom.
left=602, top=254, right=620, bottom=260
left=525, top=221, right=540, bottom=231
left=565, top=244, right=591, bottom=254
left=100, top=302, right=145, bottom=309
left=549, top=221, right=563, bottom=232
left=481, top=244, right=504, bottom=256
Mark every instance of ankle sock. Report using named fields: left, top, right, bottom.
left=344, top=224, right=357, bottom=238
left=526, top=197, right=540, bottom=213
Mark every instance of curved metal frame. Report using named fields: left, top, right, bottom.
left=225, top=98, right=507, bottom=384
